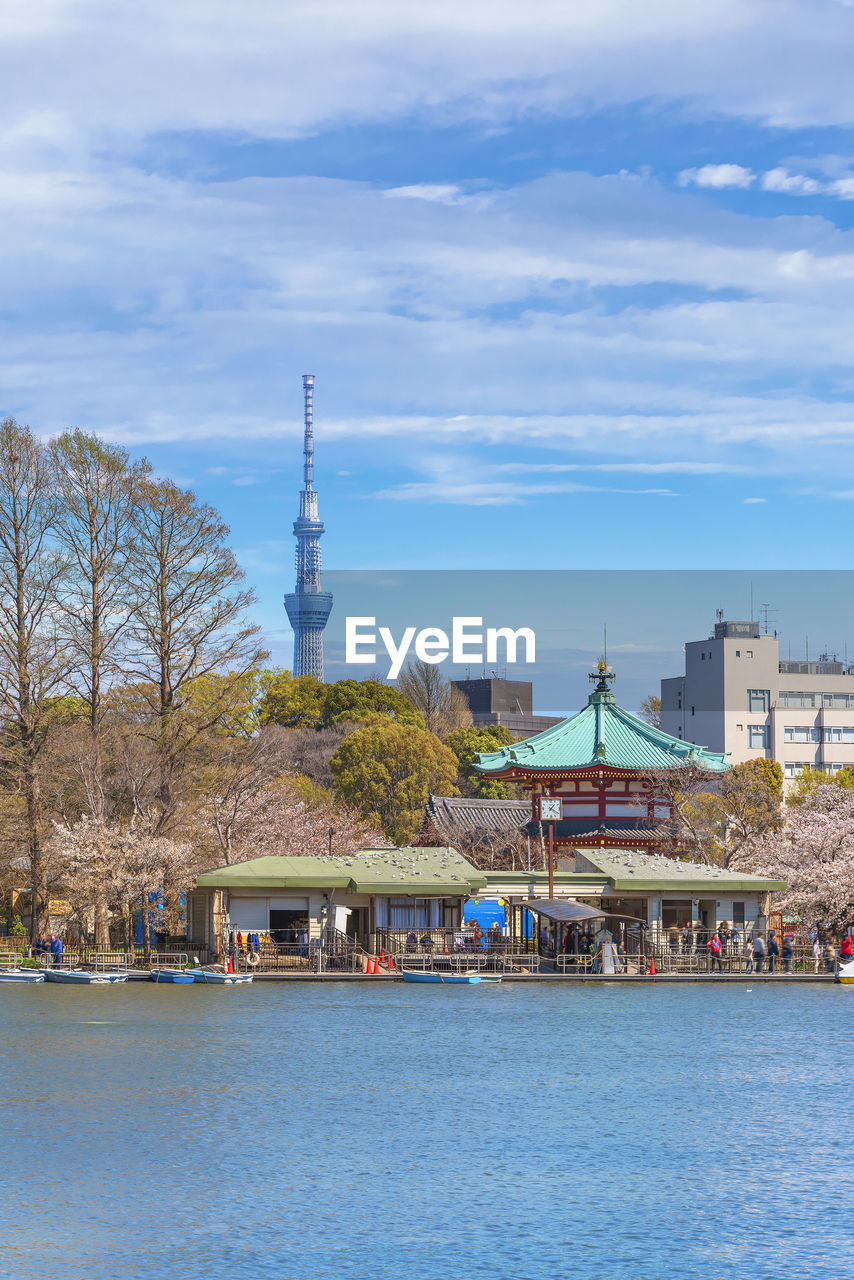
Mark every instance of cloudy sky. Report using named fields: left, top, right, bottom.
left=3, top=0, right=854, bottom=660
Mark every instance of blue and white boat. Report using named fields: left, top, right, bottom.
left=149, top=968, right=195, bottom=984
left=0, top=966, right=45, bottom=983
left=187, top=967, right=253, bottom=985
left=45, top=968, right=127, bottom=984
left=401, top=969, right=483, bottom=985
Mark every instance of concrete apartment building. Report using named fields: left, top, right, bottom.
left=661, top=618, right=854, bottom=779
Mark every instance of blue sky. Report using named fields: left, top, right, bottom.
left=3, top=0, right=854, bottom=668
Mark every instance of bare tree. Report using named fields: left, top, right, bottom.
left=398, top=660, right=472, bottom=737
left=50, top=431, right=146, bottom=805
left=124, top=478, right=268, bottom=831
left=50, top=430, right=147, bottom=943
left=198, top=727, right=293, bottom=864
left=0, top=420, right=70, bottom=939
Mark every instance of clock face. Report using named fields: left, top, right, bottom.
left=540, top=798, right=562, bottom=821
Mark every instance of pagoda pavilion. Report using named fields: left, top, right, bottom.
left=473, top=660, right=728, bottom=878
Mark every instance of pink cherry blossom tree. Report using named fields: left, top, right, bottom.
left=204, top=779, right=388, bottom=865
left=737, top=782, right=854, bottom=931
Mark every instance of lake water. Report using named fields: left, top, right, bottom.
left=2, top=981, right=852, bottom=1279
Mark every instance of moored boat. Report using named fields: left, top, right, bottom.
left=401, top=969, right=482, bottom=985
left=45, top=968, right=127, bottom=984
left=0, top=952, right=46, bottom=982
left=149, top=968, right=195, bottom=984
left=836, top=959, right=854, bottom=985
left=0, top=968, right=45, bottom=982
left=187, top=967, right=253, bottom=984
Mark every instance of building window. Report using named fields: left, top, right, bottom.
left=732, top=902, right=746, bottom=927
left=736, top=723, right=743, bottom=731
left=784, top=726, right=821, bottom=743
left=748, top=689, right=770, bottom=713
left=779, top=692, right=816, bottom=708
left=701, top=653, right=705, bottom=661
left=748, top=725, right=769, bottom=749
left=691, top=706, right=695, bottom=716
left=823, top=727, right=854, bottom=743
left=746, top=650, right=753, bottom=658
left=735, top=650, right=741, bottom=657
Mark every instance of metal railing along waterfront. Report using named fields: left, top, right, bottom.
left=232, top=929, right=363, bottom=973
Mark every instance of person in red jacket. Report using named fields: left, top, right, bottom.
left=708, top=931, right=723, bottom=974
left=840, top=933, right=853, bottom=964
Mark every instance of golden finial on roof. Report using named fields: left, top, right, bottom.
left=589, top=658, right=616, bottom=693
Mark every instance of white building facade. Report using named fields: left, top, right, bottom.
left=662, top=619, right=854, bottom=780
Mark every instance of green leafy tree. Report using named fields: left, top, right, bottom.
left=444, top=725, right=518, bottom=798
left=258, top=670, right=326, bottom=728
left=260, top=673, right=423, bottom=731
left=330, top=717, right=458, bottom=844
left=320, top=678, right=423, bottom=728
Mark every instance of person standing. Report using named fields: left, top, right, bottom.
left=840, top=933, right=853, bottom=965
left=753, top=932, right=766, bottom=974
left=708, top=931, right=723, bottom=974
left=767, top=930, right=780, bottom=974
left=49, top=933, right=63, bottom=967
left=781, top=935, right=794, bottom=974
left=744, top=932, right=754, bottom=974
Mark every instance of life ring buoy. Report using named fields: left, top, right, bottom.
left=245, top=952, right=260, bottom=967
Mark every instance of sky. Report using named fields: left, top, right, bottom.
left=3, top=1, right=854, bottom=675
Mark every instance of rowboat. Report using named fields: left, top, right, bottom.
left=186, top=968, right=253, bottom=985
left=836, top=959, right=854, bottom=985
left=149, top=968, right=195, bottom=984
left=0, top=968, right=45, bottom=983
left=45, top=968, right=128, bottom=984
left=401, top=969, right=483, bottom=985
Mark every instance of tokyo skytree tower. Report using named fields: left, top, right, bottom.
left=284, top=375, right=333, bottom=680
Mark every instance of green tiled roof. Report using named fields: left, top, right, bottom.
left=195, top=847, right=486, bottom=896
left=481, top=853, right=784, bottom=895
left=578, top=849, right=785, bottom=893
left=474, top=687, right=728, bottom=775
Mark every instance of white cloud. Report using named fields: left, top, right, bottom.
left=3, top=0, right=854, bottom=149
left=743, top=496, right=768, bottom=503
left=384, top=184, right=464, bottom=204
left=373, top=479, right=678, bottom=506
left=761, top=167, right=823, bottom=194
left=678, top=164, right=755, bottom=189
left=4, top=162, right=854, bottom=490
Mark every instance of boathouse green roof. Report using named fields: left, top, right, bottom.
left=480, top=851, right=784, bottom=895
left=474, top=668, right=728, bottom=777
left=195, top=847, right=486, bottom=896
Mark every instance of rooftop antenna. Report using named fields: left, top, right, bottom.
left=759, top=603, right=777, bottom=636
left=749, top=581, right=754, bottom=622
left=603, top=622, right=607, bottom=664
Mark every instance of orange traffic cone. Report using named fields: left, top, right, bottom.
left=372, top=956, right=379, bottom=974
left=443, top=936, right=448, bottom=954
left=379, top=947, right=385, bottom=965
left=649, top=955, right=656, bottom=976
left=388, top=952, right=395, bottom=970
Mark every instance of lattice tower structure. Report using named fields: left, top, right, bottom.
left=284, top=374, right=333, bottom=679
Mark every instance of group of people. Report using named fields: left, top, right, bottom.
left=703, top=927, right=852, bottom=974
left=31, top=934, right=63, bottom=965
